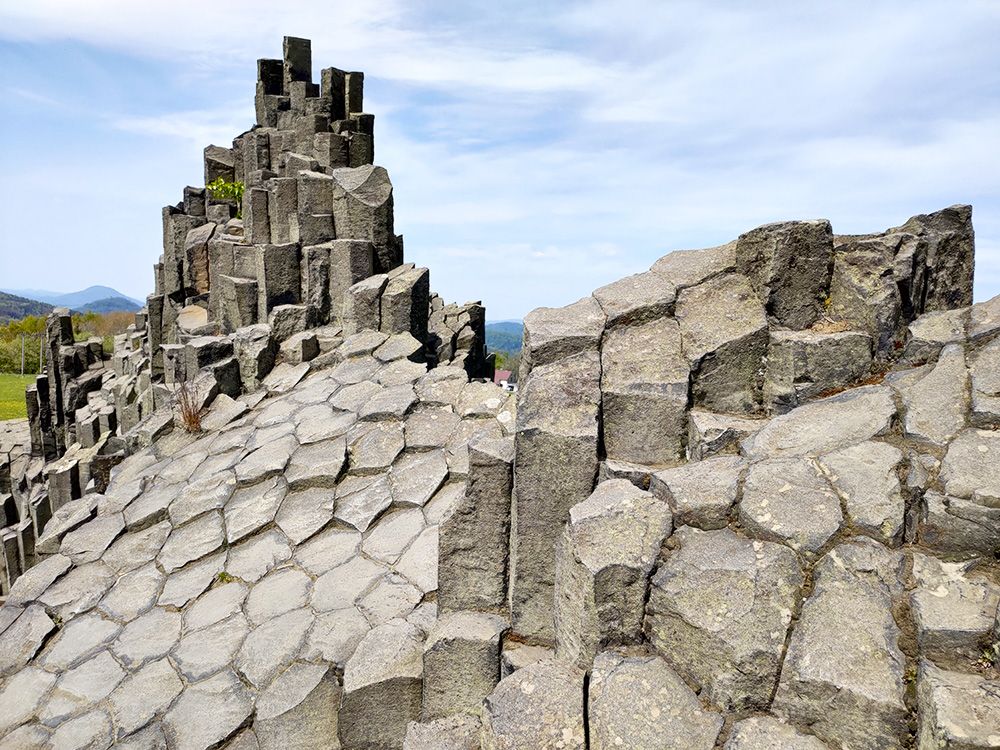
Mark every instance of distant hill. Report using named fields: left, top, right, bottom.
left=2, top=285, right=143, bottom=310
left=76, top=297, right=142, bottom=314
left=486, top=320, right=523, bottom=353
left=0, top=291, right=53, bottom=323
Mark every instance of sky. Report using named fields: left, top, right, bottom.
left=0, top=1, right=998, bottom=321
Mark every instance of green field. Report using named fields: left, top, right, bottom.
left=0, top=374, right=34, bottom=420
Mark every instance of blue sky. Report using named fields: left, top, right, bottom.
left=1, top=1, right=998, bottom=320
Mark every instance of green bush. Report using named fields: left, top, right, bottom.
left=207, top=177, right=245, bottom=218
left=0, top=338, right=43, bottom=374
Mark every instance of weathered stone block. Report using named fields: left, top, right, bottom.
left=818, top=440, right=904, bottom=544
left=348, top=132, right=374, bottom=167
left=828, top=236, right=904, bottom=358
left=438, top=436, right=513, bottom=613
left=255, top=243, right=301, bottom=321
left=686, top=408, right=763, bottom=460
left=650, top=455, right=743, bottom=529
left=220, top=275, right=259, bottom=331
left=343, top=273, right=387, bottom=335
left=518, top=296, right=605, bottom=382
left=279, top=331, right=319, bottom=364
left=511, top=350, right=601, bottom=642
left=182, top=223, right=216, bottom=296
left=971, top=335, right=1000, bottom=426
left=233, top=324, right=277, bottom=391
left=345, top=71, right=364, bottom=116
left=592, top=270, right=676, bottom=328
left=422, top=611, right=507, bottom=720
left=301, top=244, right=331, bottom=325
left=339, top=619, right=423, bottom=750
left=724, top=717, right=829, bottom=749
left=601, top=316, right=689, bottom=465
left=651, top=241, right=737, bottom=290
left=245, top=187, right=271, bottom=245
left=554, top=479, right=671, bottom=668
left=380, top=266, right=429, bottom=341
left=896, top=204, right=975, bottom=314
left=204, top=144, right=235, bottom=184
left=646, top=527, right=802, bottom=710
left=331, top=165, right=396, bottom=272
left=889, top=343, right=969, bottom=448
left=735, top=219, right=833, bottom=329
left=739, top=456, right=843, bottom=555
left=268, top=304, right=310, bottom=342
left=917, top=660, right=1000, bottom=750
left=742, top=385, right=896, bottom=459
left=676, top=273, right=768, bottom=413
left=480, top=660, right=585, bottom=750
left=282, top=36, right=311, bottom=89
left=326, top=239, right=375, bottom=324
left=909, top=552, right=999, bottom=669
left=267, top=177, right=298, bottom=244
left=403, top=716, right=479, bottom=750
left=773, top=539, right=907, bottom=750
left=589, top=651, right=723, bottom=750
left=764, top=329, right=873, bottom=413
left=902, top=306, right=968, bottom=365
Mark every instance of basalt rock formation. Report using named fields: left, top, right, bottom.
left=2, top=36, right=1000, bottom=750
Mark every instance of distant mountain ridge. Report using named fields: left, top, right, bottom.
left=0, top=291, right=53, bottom=323
left=1, top=285, right=143, bottom=309
left=486, top=320, right=523, bottom=353
left=77, top=297, right=142, bottom=314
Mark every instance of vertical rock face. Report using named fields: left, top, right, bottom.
left=438, top=436, right=513, bottom=613
left=421, top=611, right=507, bottom=720
left=735, top=219, right=834, bottom=330
left=600, top=316, right=689, bottom=465
left=517, top=296, right=605, bottom=382
left=675, top=273, right=769, bottom=414
left=511, top=350, right=601, bottom=642
left=339, top=619, right=424, bottom=749
left=553, top=480, right=671, bottom=668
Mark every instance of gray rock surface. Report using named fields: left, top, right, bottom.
left=340, top=619, right=424, bottom=750
left=421, top=611, right=507, bottom=720
left=480, top=660, right=585, bottom=750
left=917, top=660, right=1000, bottom=750
left=724, top=716, right=829, bottom=749
left=588, top=651, right=723, bottom=750
left=646, top=527, right=803, bottom=710
left=511, top=350, right=601, bottom=641
left=773, top=539, right=907, bottom=750
left=554, top=480, right=672, bottom=667
left=676, top=272, right=768, bottom=413
left=601, top=316, right=689, bottom=465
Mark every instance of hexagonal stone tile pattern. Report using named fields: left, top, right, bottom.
left=0, top=349, right=514, bottom=749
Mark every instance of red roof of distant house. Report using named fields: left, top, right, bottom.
left=494, top=370, right=512, bottom=384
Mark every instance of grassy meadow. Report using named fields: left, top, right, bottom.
left=0, top=373, right=34, bottom=420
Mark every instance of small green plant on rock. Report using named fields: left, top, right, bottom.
left=206, top=177, right=245, bottom=218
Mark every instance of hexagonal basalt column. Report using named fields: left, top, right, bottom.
left=553, top=479, right=672, bottom=668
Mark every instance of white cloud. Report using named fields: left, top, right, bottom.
left=1, top=0, right=998, bottom=316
